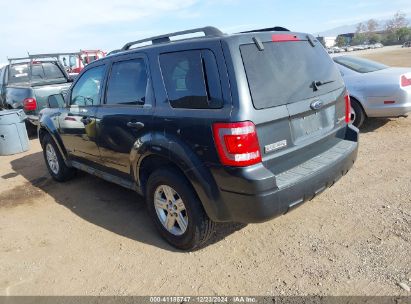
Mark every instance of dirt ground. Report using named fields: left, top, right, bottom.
left=357, top=45, right=411, bottom=67
left=0, top=47, right=410, bottom=296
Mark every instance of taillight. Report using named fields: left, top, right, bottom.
left=401, top=75, right=411, bottom=87
left=23, top=98, right=37, bottom=111
left=271, top=34, right=300, bottom=42
left=344, top=92, right=351, bottom=123
left=212, top=121, right=262, bottom=167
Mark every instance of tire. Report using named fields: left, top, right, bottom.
left=146, top=168, right=214, bottom=250
left=41, top=134, right=76, bottom=182
left=350, top=98, right=366, bottom=128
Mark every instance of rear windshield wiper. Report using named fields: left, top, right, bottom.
left=312, top=79, right=335, bottom=91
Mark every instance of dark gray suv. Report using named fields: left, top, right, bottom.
left=39, top=26, right=359, bottom=250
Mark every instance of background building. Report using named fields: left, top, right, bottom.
left=317, top=36, right=337, bottom=48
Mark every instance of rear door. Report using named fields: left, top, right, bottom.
left=239, top=34, right=346, bottom=172
left=95, top=53, right=154, bottom=179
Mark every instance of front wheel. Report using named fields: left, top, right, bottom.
left=42, top=134, right=76, bottom=182
left=146, top=169, right=214, bottom=250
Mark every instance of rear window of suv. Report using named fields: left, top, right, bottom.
left=240, top=40, right=343, bottom=109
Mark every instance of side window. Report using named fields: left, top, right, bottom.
left=159, top=50, right=223, bottom=109
left=71, top=65, right=105, bottom=106
left=106, top=58, right=148, bottom=105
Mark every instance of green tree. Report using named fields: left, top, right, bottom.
left=396, top=27, right=411, bottom=42
left=368, top=34, right=381, bottom=44
left=382, top=32, right=398, bottom=45
left=351, top=33, right=367, bottom=45
left=336, top=36, right=346, bottom=47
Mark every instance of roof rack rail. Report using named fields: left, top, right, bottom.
left=8, top=52, right=79, bottom=63
left=121, top=26, right=224, bottom=51
left=240, top=26, right=290, bottom=33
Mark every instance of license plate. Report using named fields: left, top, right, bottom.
left=291, top=105, right=335, bottom=142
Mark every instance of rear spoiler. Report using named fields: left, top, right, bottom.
left=239, top=26, right=290, bottom=33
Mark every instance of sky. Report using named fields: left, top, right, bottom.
left=0, top=0, right=410, bottom=64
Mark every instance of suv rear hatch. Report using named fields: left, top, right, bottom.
left=239, top=33, right=350, bottom=180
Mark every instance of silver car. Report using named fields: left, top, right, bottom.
left=334, top=56, right=411, bottom=127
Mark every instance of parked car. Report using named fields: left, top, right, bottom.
left=334, top=56, right=411, bottom=127
left=39, top=26, right=359, bottom=250
left=353, top=45, right=364, bottom=51
left=0, top=54, right=73, bottom=132
left=332, top=46, right=343, bottom=53
left=344, top=46, right=354, bottom=52
left=402, top=41, right=411, bottom=48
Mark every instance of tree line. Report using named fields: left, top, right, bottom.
left=336, top=11, right=410, bottom=47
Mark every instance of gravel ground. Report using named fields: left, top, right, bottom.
left=0, top=47, right=410, bottom=296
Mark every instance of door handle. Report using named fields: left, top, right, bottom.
left=81, top=116, right=92, bottom=125
left=127, top=121, right=145, bottom=129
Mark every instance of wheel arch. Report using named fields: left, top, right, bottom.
left=38, top=125, right=68, bottom=161
left=137, top=149, right=222, bottom=221
left=350, top=95, right=367, bottom=118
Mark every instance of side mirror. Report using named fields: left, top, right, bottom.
left=48, top=94, right=65, bottom=108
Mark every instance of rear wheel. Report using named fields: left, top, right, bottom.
left=41, top=134, right=76, bottom=182
left=146, top=168, right=214, bottom=250
left=350, top=98, right=366, bottom=128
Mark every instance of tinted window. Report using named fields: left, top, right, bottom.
left=333, top=56, right=388, bottom=73
left=8, top=62, right=65, bottom=84
left=106, top=59, right=147, bottom=105
left=240, top=41, right=343, bottom=109
left=71, top=65, right=105, bottom=106
left=31, top=62, right=65, bottom=81
left=160, top=50, right=222, bottom=109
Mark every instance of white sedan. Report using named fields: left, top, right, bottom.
left=333, top=56, right=411, bottom=127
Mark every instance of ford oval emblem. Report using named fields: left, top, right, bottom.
left=310, top=100, right=323, bottom=111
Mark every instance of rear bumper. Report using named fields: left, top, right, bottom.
left=364, top=89, right=411, bottom=118
left=208, top=125, right=359, bottom=223
left=366, top=103, right=411, bottom=117
left=26, top=114, right=40, bottom=126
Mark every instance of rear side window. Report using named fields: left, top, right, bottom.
left=31, top=62, right=65, bottom=81
left=106, top=59, right=148, bottom=105
left=8, top=62, right=65, bottom=84
left=8, top=64, right=29, bottom=83
left=333, top=56, right=388, bottom=73
left=160, top=50, right=223, bottom=109
left=240, top=41, right=343, bottom=109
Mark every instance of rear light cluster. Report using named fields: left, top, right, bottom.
left=401, top=75, right=411, bottom=87
left=212, top=121, right=262, bottom=167
left=23, top=98, right=37, bottom=111
left=344, top=92, right=351, bottom=123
